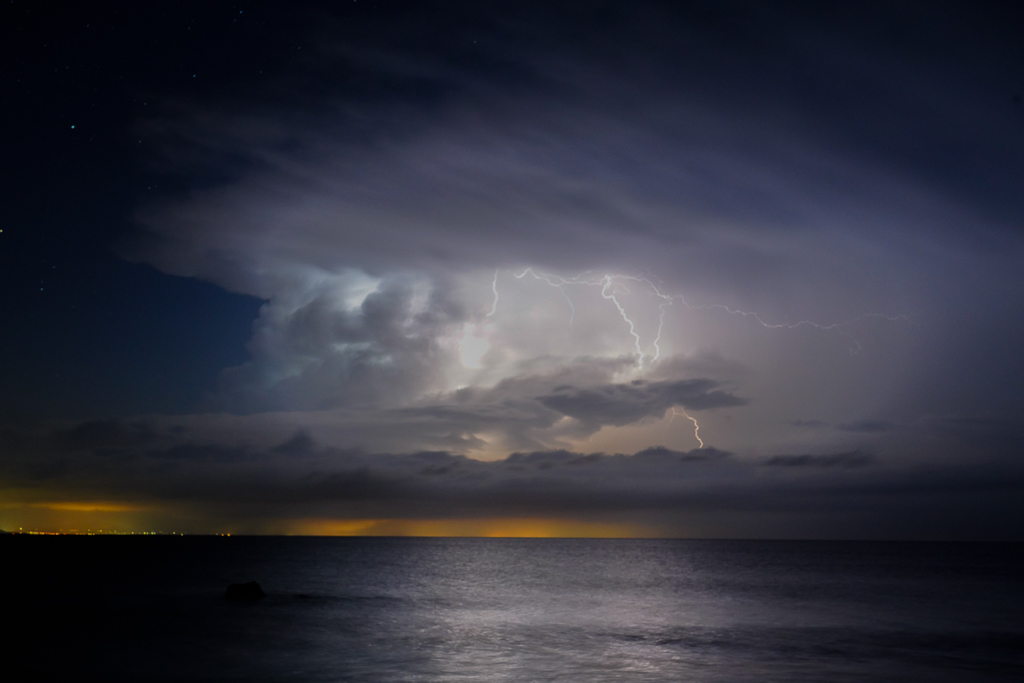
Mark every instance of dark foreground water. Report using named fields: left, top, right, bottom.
left=3, top=537, right=1021, bottom=681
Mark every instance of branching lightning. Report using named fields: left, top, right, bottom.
left=482, top=267, right=906, bottom=446
left=490, top=268, right=905, bottom=358
left=511, top=268, right=671, bottom=366
left=600, top=275, right=645, bottom=366
left=672, top=299, right=908, bottom=355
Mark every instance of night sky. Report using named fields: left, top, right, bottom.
left=3, top=0, right=1023, bottom=538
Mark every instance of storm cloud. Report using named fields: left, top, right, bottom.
left=4, top=1, right=1024, bottom=538
left=121, top=2, right=1024, bottom=446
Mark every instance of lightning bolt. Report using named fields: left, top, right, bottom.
left=486, top=267, right=905, bottom=362
left=486, top=270, right=500, bottom=317
left=506, top=269, right=670, bottom=366
left=670, top=407, right=703, bottom=449
left=600, top=275, right=645, bottom=366
left=628, top=276, right=674, bottom=364
left=480, top=267, right=905, bottom=449
left=672, top=297, right=908, bottom=354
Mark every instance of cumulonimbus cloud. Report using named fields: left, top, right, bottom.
left=121, top=2, right=1012, bottom=424
left=16, top=2, right=1014, bottom=540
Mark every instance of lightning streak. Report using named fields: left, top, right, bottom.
left=558, top=288, right=576, bottom=327
left=682, top=302, right=907, bottom=331
left=670, top=407, right=703, bottom=448
left=652, top=302, right=669, bottom=362
left=600, top=275, right=645, bottom=366
left=672, top=298, right=908, bottom=354
left=630, top=277, right=674, bottom=364
left=486, top=270, right=500, bottom=317
left=504, top=269, right=664, bottom=366
left=479, top=267, right=904, bottom=450
left=485, top=267, right=904, bottom=361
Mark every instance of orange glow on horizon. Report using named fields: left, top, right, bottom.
left=0, top=500, right=667, bottom=538
left=26, top=502, right=151, bottom=512
left=291, top=517, right=662, bottom=538
left=0, top=499, right=166, bottom=535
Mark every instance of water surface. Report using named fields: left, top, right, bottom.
left=5, top=537, right=1021, bottom=681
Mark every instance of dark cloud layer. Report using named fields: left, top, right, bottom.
left=763, top=451, right=873, bottom=469
left=2, top=418, right=1021, bottom=539
left=537, top=379, right=745, bottom=427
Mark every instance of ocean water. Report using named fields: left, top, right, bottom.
left=4, top=537, right=1021, bottom=681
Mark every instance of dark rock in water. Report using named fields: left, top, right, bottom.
left=225, top=581, right=266, bottom=601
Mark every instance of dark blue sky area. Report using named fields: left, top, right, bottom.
left=1, top=1, right=289, bottom=417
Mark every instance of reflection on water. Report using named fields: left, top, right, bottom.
left=5, top=537, right=1022, bottom=681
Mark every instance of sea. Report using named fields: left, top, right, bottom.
left=4, top=537, right=1021, bottom=681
